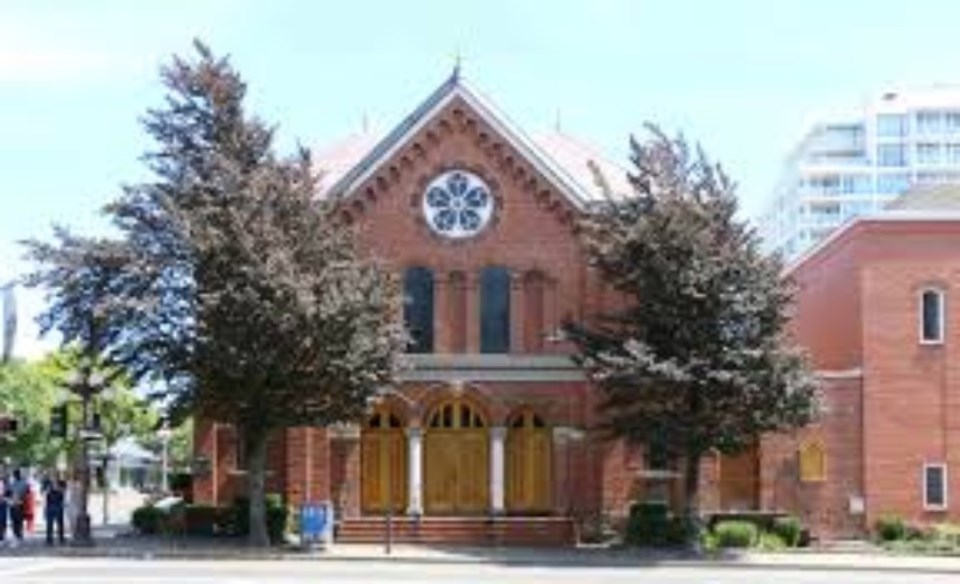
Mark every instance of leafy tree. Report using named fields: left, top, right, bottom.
left=0, top=356, right=63, bottom=467
left=568, top=127, right=818, bottom=540
left=25, top=42, right=405, bottom=546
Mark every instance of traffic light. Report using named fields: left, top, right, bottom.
left=0, top=415, right=17, bottom=434
left=50, top=404, right=68, bottom=439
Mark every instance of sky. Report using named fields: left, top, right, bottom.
left=3, top=0, right=960, bottom=359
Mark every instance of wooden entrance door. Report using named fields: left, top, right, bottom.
left=361, top=408, right=407, bottom=514
left=506, top=409, right=552, bottom=513
left=719, top=445, right=759, bottom=510
left=424, top=400, right=489, bottom=514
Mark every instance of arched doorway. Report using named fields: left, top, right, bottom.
left=424, top=399, right=489, bottom=514
left=361, top=407, right=408, bottom=514
left=506, top=409, right=552, bottom=513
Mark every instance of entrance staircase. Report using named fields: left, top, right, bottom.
left=337, top=516, right=576, bottom=546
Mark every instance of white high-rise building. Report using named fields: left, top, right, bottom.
left=762, top=87, right=960, bottom=259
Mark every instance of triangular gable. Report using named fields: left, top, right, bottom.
left=326, top=71, right=605, bottom=211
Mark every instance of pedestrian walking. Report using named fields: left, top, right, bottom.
left=24, top=481, right=35, bottom=534
left=44, top=479, right=66, bottom=545
left=0, top=475, right=9, bottom=545
left=8, top=469, right=28, bottom=546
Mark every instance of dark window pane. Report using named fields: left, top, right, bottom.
left=403, top=267, right=434, bottom=353
left=480, top=266, right=511, bottom=353
left=922, top=291, right=943, bottom=342
left=925, top=465, right=946, bottom=507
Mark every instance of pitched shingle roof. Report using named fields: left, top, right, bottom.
left=311, top=73, right=631, bottom=206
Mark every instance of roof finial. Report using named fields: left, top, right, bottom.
left=362, top=111, right=369, bottom=133
left=452, top=47, right=462, bottom=82
left=554, top=108, right=562, bottom=132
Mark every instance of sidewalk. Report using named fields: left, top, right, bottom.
left=3, top=531, right=960, bottom=574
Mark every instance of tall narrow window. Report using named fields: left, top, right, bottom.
left=403, top=267, right=434, bottom=353
left=523, top=271, right=546, bottom=352
left=924, top=463, right=948, bottom=510
left=480, top=266, right=511, bottom=353
left=920, top=289, right=945, bottom=344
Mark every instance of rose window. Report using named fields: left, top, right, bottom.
left=422, top=170, right=493, bottom=238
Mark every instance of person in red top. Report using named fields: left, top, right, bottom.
left=23, top=482, right=35, bottom=534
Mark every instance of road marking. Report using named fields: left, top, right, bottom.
left=0, top=560, right=65, bottom=578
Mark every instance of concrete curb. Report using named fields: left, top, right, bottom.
left=2, top=546, right=960, bottom=574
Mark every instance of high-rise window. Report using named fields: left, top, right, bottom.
left=403, top=267, right=434, bottom=353
left=876, top=144, right=906, bottom=167
left=480, top=266, right=511, bottom=353
left=946, top=144, right=960, bottom=164
left=946, top=112, right=960, bottom=134
left=877, top=114, right=907, bottom=137
left=917, top=143, right=942, bottom=165
left=920, top=289, right=945, bottom=344
left=917, top=111, right=943, bottom=135
left=876, top=173, right=910, bottom=193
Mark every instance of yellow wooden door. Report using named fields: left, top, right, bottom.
left=361, top=410, right=407, bottom=514
left=506, top=410, right=552, bottom=513
left=424, top=401, right=489, bottom=514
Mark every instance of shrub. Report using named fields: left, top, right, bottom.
left=624, top=502, right=689, bottom=547
left=932, top=523, right=960, bottom=547
left=757, top=532, right=787, bottom=551
left=875, top=515, right=907, bottom=542
left=771, top=516, right=802, bottom=547
left=713, top=520, right=758, bottom=548
left=131, top=505, right=167, bottom=535
left=182, top=504, right=222, bottom=536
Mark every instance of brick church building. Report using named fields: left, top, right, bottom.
left=193, top=74, right=960, bottom=543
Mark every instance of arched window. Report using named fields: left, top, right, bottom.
left=427, top=400, right=486, bottom=429
left=523, top=271, right=546, bottom=352
left=403, top=267, right=434, bottom=353
left=480, top=266, right=511, bottom=353
left=798, top=440, right=826, bottom=482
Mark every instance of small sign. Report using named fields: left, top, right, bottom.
left=300, top=501, right=333, bottom=546
left=848, top=495, right=865, bottom=515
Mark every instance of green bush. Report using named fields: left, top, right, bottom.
left=875, top=515, right=907, bottom=542
left=713, top=520, right=758, bottom=548
left=131, top=505, right=167, bottom=535
left=757, top=532, right=787, bottom=551
left=771, top=516, right=802, bottom=547
left=624, top=502, right=689, bottom=547
left=932, top=523, right=960, bottom=547
left=182, top=504, right=222, bottom=536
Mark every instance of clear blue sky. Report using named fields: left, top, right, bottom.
left=3, top=0, right=960, bottom=357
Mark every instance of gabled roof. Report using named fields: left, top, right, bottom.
left=785, top=209, right=960, bottom=275
left=316, top=71, right=631, bottom=208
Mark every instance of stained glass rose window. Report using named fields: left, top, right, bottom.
left=422, top=170, right=493, bottom=238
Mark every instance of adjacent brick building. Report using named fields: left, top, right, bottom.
left=192, top=75, right=960, bottom=543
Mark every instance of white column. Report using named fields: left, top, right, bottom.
left=490, top=426, right=507, bottom=514
left=406, top=427, right=423, bottom=515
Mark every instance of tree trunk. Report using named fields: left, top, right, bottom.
left=682, top=451, right=702, bottom=547
left=245, top=427, right=270, bottom=547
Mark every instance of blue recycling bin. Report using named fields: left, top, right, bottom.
left=300, top=501, right=333, bottom=546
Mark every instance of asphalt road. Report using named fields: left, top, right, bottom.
left=0, top=558, right=957, bottom=584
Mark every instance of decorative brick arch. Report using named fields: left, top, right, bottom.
left=412, top=381, right=510, bottom=427
left=369, top=389, right=418, bottom=426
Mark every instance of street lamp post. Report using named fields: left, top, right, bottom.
left=66, top=366, right=105, bottom=547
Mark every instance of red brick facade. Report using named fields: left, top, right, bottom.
left=192, top=76, right=960, bottom=543
left=765, top=218, right=960, bottom=538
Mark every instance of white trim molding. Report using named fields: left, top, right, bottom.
left=919, top=288, right=946, bottom=345
left=923, top=462, right=949, bottom=511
